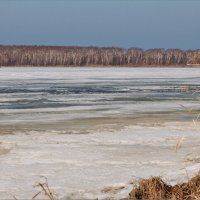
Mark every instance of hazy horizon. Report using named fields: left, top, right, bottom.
left=0, top=45, right=199, bottom=51
left=0, top=0, right=200, bottom=49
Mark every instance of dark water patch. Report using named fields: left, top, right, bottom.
left=0, top=86, right=129, bottom=95
left=0, top=103, right=88, bottom=109
left=0, top=86, right=198, bottom=96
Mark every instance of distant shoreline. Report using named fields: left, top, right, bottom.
left=1, top=64, right=200, bottom=68
left=0, top=45, right=200, bottom=67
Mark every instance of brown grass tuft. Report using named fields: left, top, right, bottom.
left=32, top=176, right=57, bottom=200
left=123, top=172, right=200, bottom=200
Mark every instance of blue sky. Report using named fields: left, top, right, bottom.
left=0, top=0, right=200, bottom=49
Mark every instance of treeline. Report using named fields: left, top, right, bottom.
left=0, top=45, right=200, bottom=66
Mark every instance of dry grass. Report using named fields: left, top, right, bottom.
left=175, top=136, right=185, bottom=152
left=122, top=172, right=200, bottom=200
left=32, top=176, right=57, bottom=200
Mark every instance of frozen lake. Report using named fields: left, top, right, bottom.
left=0, top=67, right=200, bottom=199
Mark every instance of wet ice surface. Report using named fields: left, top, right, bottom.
left=1, top=67, right=200, bottom=125
left=0, top=67, right=200, bottom=199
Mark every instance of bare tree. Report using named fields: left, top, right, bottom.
left=0, top=45, right=199, bottom=66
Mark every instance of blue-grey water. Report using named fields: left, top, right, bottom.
left=0, top=67, right=200, bottom=199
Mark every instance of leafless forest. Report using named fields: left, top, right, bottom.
left=0, top=46, right=200, bottom=66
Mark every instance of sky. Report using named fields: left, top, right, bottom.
left=0, top=0, right=200, bottom=49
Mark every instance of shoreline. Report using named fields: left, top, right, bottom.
left=1, top=64, right=200, bottom=68
left=0, top=46, right=200, bottom=67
